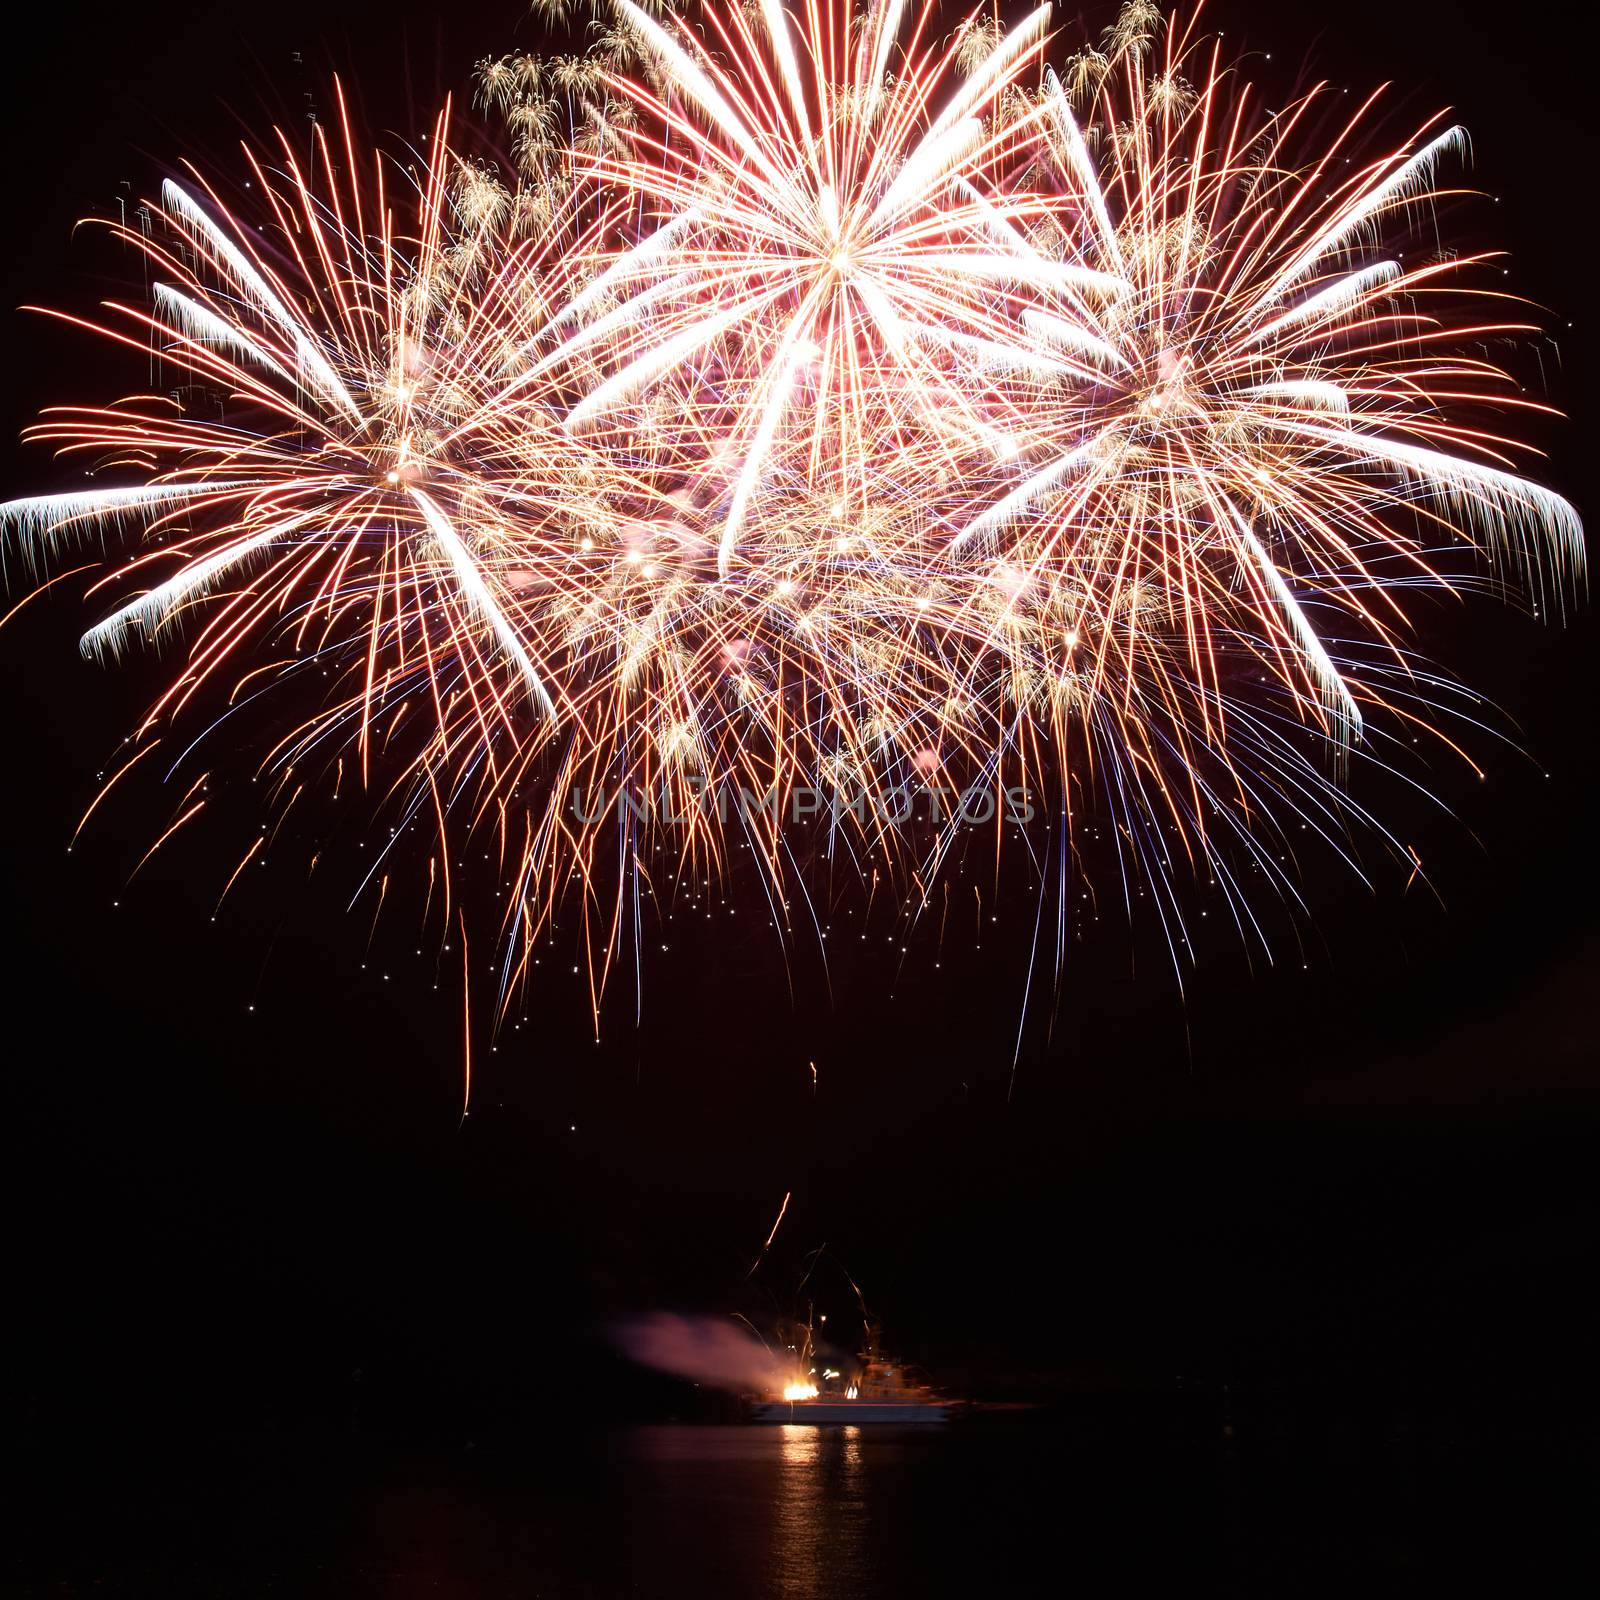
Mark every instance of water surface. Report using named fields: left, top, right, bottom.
left=11, top=1411, right=1594, bottom=1594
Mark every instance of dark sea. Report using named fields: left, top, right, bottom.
left=9, top=1401, right=1596, bottom=1596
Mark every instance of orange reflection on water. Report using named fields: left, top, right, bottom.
left=771, top=1425, right=867, bottom=1596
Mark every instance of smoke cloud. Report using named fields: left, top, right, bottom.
left=612, top=1312, right=788, bottom=1393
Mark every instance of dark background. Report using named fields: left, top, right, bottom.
left=1, top=0, right=1594, bottom=1514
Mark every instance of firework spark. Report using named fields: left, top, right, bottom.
left=0, top=3, right=1583, bottom=1067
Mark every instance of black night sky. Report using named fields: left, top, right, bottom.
left=3, top=2, right=1597, bottom=1591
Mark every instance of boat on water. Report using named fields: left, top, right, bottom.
left=746, top=1391, right=949, bottom=1424
left=746, top=1315, right=950, bottom=1424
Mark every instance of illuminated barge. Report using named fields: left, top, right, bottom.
left=746, top=1318, right=950, bottom=1424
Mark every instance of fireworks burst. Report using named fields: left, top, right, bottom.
left=0, top=3, right=1582, bottom=1073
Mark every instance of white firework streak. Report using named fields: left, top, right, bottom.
left=1259, top=125, right=1469, bottom=301
left=410, top=489, right=557, bottom=718
left=923, top=4, right=1053, bottom=141
left=926, top=327, right=1083, bottom=381
left=1222, top=497, right=1362, bottom=745
left=529, top=271, right=698, bottom=379
left=546, top=210, right=702, bottom=332
left=1242, top=260, right=1402, bottom=347
left=153, top=284, right=296, bottom=380
left=1043, top=74, right=1127, bottom=276
left=1271, top=422, right=1586, bottom=583
left=162, top=180, right=365, bottom=426
left=755, top=0, right=814, bottom=150
left=562, top=292, right=757, bottom=430
left=950, top=440, right=1100, bottom=552
left=79, top=519, right=297, bottom=662
left=868, top=119, right=987, bottom=231
left=719, top=314, right=824, bottom=577
left=613, top=0, right=794, bottom=200
left=1240, top=381, right=1351, bottom=414
left=0, top=482, right=265, bottom=566
left=1022, top=308, right=1131, bottom=374
left=862, top=0, right=909, bottom=109
left=952, top=176, right=1129, bottom=300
